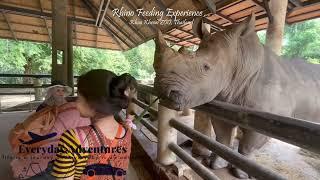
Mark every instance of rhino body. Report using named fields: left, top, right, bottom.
left=153, top=15, right=320, bottom=178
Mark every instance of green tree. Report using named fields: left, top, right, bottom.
left=0, top=39, right=51, bottom=83
left=123, top=40, right=155, bottom=80
left=283, top=19, right=320, bottom=63
left=256, top=19, right=320, bottom=64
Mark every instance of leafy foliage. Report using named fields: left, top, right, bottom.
left=257, top=19, right=320, bottom=64
left=283, top=19, right=320, bottom=63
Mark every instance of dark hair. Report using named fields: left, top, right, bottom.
left=77, top=69, right=137, bottom=116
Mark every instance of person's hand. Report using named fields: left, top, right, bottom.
left=125, top=115, right=137, bottom=130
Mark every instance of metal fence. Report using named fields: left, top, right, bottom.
left=132, top=84, right=320, bottom=180
left=0, top=74, right=79, bottom=112
left=2, top=74, right=320, bottom=179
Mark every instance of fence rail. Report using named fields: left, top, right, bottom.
left=0, top=74, right=79, bottom=111
left=132, top=84, right=320, bottom=180
left=2, top=75, right=319, bottom=179
left=0, top=84, right=51, bottom=88
left=0, top=74, right=79, bottom=78
left=195, top=101, right=320, bottom=154
left=170, top=119, right=285, bottom=180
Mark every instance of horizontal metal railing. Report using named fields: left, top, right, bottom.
left=169, top=119, right=285, bottom=180
left=195, top=101, right=320, bottom=154
left=0, top=74, right=79, bottom=78
left=132, top=98, right=158, bottom=117
left=0, top=84, right=51, bottom=88
left=168, top=142, right=220, bottom=180
left=135, top=84, right=320, bottom=154
left=0, top=92, right=35, bottom=95
left=2, top=77, right=319, bottom=179
left=133, top=84, right=320, bottom=180
left=0, top=74, right=52, bottom=78
left=0, top=74, right=79, bottom=111
left=140, top=118, right=158, bottom=136
left=0, top=74, right=79, bottom=88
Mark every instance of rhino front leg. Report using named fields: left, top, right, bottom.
left=232, top=129, right=270, bottom=179
left=192, top=111, right=213, bottom=157
left=209, top=118, right=236, bottom=169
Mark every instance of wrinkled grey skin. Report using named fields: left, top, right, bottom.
left=153, top=15, right=320, bottom=178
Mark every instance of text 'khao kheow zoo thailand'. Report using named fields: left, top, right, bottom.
left=0, top=0, right=319, bottom=180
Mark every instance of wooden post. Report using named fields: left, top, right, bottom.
left=182, top=108, right=192, bottom=116
left=149, top=94, right=159, bottom=110
left=265, top=0, right=288, bottom=55
left=67, top=19, right=74, bottom=95
left=51, top=0, right=69, bottom=84
left=34, top=78, right=42, bottom=101
left=0, top=96, right=2, bottom=114
left=157, top=104, right=178, bottom=165
left=192, top=111, right=212, bottom=156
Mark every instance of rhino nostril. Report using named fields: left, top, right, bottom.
left=169, top=90, right=180, bottom=98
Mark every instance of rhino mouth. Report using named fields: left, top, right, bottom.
left=160, top=90, right=186, bottom=111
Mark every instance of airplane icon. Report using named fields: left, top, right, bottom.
left=19, top=132, right=57, bottom=145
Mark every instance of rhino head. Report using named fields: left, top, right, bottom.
left=153, top=14, right=263, bottom=110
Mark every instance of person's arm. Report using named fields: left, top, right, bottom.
left=51, top=130, right=78, bottom=179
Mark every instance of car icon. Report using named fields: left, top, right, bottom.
left=83, top=164, right=126, bottom=177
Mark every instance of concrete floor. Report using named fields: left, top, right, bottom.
left=0, top=111, right=30, bottom=179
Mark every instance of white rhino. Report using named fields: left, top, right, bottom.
left=153, top=14, right=320, bottom=178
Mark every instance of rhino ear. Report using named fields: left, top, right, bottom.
left=178, top=46, right=189, bottom=54
left=192, top=17, right=211, bottom=40
left=235, top=13, right=256, bottom=37
left=178, top=46, right=196, bottom=57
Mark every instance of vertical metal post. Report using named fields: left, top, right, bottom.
left=157, top=104, right=178, bottom=165
left=51, top=0, right=68, bottom=84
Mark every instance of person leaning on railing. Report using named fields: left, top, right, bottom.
left=28, top=69, right=137, bottom=180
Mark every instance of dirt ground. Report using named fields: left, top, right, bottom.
left=251, top=139, right=320, bottom=180
left=173, top=111, right=320, bottom=180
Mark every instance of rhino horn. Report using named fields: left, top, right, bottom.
left=154, top=30, right=174, bottom=72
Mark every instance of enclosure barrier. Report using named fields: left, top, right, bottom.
left=0, top=74, right=78, bottom=111
left=131, top=84, right=320, bottom=180
left=132, top=98, right=158, bottom=117
left=2, top=75, right=320, bottom=179
left=194, top=101, right=320, bottom=154
left=169, top=119, right=284, bottom=180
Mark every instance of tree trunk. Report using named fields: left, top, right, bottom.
left=23, top=58, right=33, bottom=84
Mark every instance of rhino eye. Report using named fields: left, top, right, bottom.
left=203, top=64, right=210, bottom=71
